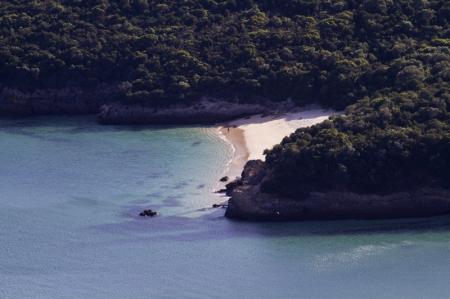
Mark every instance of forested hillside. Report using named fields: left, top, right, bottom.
left=1, top=0, right=449, bottom=193
left=1, top=0, right=448, bottom=108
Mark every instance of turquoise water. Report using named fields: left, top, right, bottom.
left=2, top=117, right=450, bottom=299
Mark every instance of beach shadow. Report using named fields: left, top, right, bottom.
left=283, top=108, right=336, bottom=122
left=225, top=107, right=336, bottom=131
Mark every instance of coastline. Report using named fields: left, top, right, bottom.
left=220, top=109, right=450, bottom=222
left=218, top=105, right=334, bottom=180
left=218, top=126, right=249, bottom=181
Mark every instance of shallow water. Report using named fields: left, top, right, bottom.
left=1, top=117, right=450, bottom=299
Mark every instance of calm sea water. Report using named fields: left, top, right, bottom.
left=2, top=116, right=450, bottom=299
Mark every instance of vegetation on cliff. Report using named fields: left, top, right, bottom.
left=1, top=0, right=449, bottom=194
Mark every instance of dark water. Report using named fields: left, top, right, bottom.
left=1, top=117, right=450, bottom=298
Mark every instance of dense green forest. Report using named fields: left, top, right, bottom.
left=1, top=0, right=449, bottom=194
left=1, top=0, right=448, bottom=108
left=263, top=90, right=450, bottom=195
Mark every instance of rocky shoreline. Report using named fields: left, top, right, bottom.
left=0, top=86, right=294, bottom=126
left=225, top=160, right=450, bottom=221
left=97, top=100, right=274, bottom=125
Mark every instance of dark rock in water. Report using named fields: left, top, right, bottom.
left=212, top=203, right=227, bottom=208
left=214, top=189, right=227, bottom=194
left=139, top=209, right=157, bottom=217
left=220, top=176, right=229, bottom=182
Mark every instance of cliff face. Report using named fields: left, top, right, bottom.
left=0, top=85, right=119, bottom=116
left=98, top=100, right=273, bottom=125
left=0, top=86, right=272, bottom=125
left=225, top=161, right=450, bottom=221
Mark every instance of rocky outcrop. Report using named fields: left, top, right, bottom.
left=0, top=85, right=119, bottom=116
left=139, top=209, right=157, bottom=217
left=97, top=100, right=273, bottom=125
left=225, top=160, right=266, bottom=196
left=225, top=161, right=450, bottom=221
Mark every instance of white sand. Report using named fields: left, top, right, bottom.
left=228, top=106, right=334, bottom=161
left=217, top=105, right=335, bottom=183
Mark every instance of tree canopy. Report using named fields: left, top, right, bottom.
left=1, top=0, right=448, bottom=108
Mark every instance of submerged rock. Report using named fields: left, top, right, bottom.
left=139, top=209, right=157, bottom=217
left=220, top=176, right=229, bottom=182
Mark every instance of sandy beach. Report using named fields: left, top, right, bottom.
left=219, top=106, right=334, bottom=180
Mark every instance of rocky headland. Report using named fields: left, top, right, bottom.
left=225, top=160, right=450, bottom=221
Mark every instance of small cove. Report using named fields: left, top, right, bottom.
left=1, top=116, right=450, bottom=299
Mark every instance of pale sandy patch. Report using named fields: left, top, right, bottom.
left=218, top=106, right=335, bottom=179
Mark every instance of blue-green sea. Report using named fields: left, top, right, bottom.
left=2, top=116, right=450, bottom=299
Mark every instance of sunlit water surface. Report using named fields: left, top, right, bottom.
left=1, top=117, right=450, bottom=298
